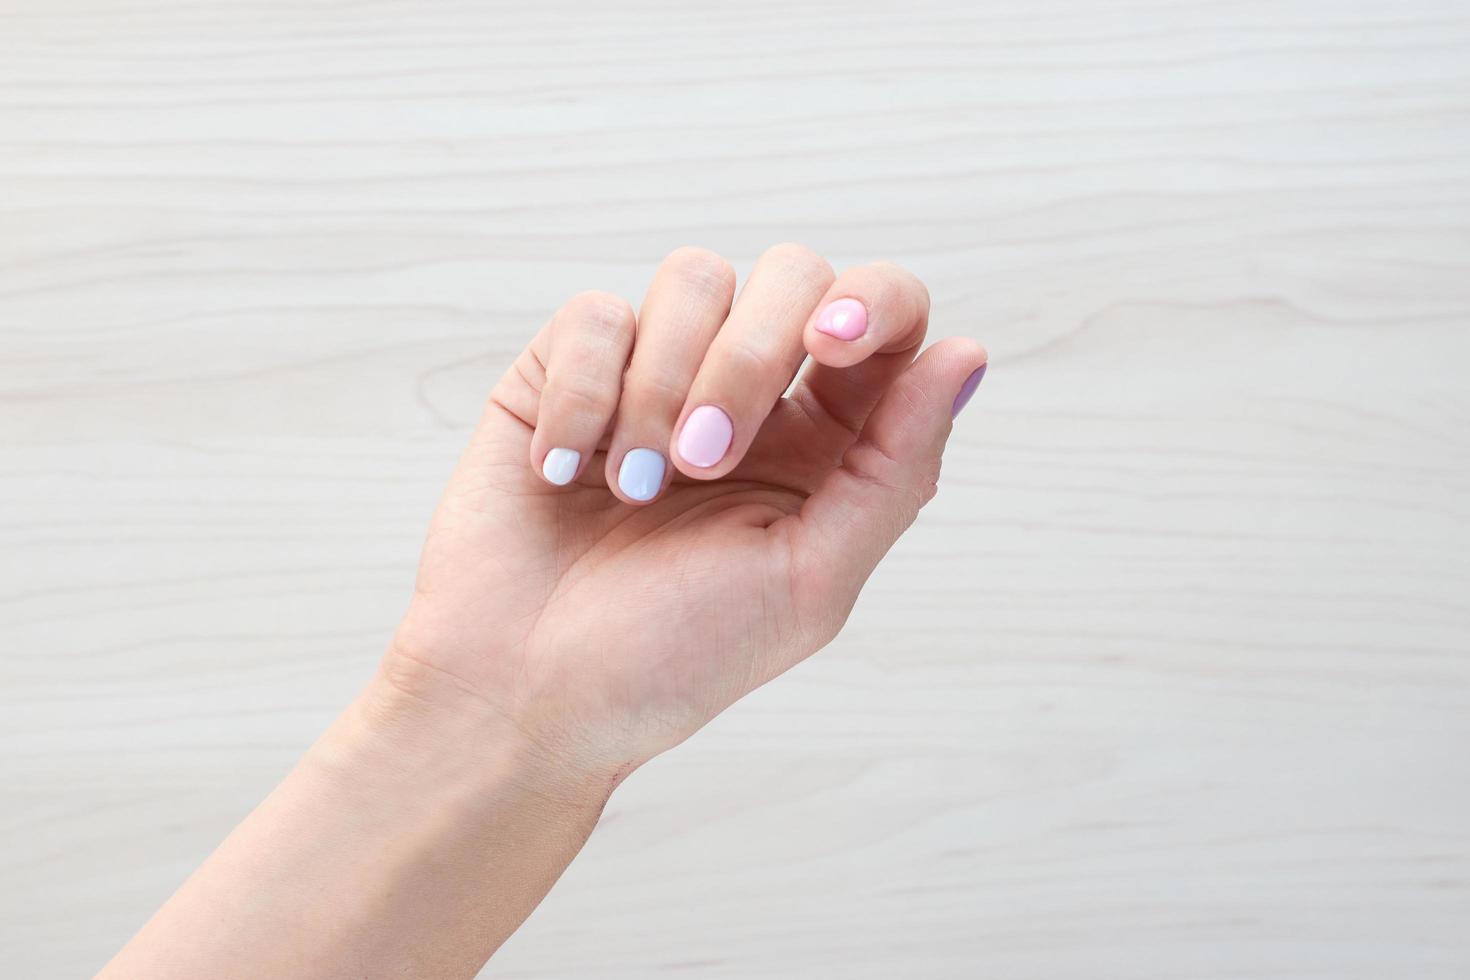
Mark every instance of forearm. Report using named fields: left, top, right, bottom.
left=99, top=666, right=615, bottom=980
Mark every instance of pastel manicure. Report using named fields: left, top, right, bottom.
left=814, top=298, right=868, bottom=341
left=618, top=448, right=666, bottom=501
left=677, top=405, right=733, bottom=468
left=541, top=447, right=580, bottom=485
left=951, top=364, right=987, bottom=418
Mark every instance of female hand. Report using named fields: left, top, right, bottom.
left=100, top=244, right=988, bottom=979
left=386, top=244, right=988, bottom=779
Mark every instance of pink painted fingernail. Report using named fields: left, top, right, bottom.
left=677, top=405, right=733, bottom=468
left=814, top=298, right=867, bottom=341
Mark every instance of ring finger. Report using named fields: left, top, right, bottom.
left=604, top=247, right=736, bottom=503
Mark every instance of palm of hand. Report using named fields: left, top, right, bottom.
left=399, top=398, right=851, bottom=767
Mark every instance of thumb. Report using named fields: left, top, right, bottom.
left=789, top=337, right=988, bottom=631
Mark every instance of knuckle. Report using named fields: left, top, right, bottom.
left=904, top=273, right=931, bottom=317
left=843, top=443, right=927, bottom=533
left=545, top=370, right=619, bottom=413
left=622, top=368, right=688, bottom=410
left=843, top=440, right=908, bottom=493
left=760, top=241, right=833, bottom=281
left=892, top=373, right=929, bottom=419
left=561, top=290, right=636, bottom=339
left=868, top=274, right=907, bottom=317
left=917, top=454, right=943, bottom=506
left=662, top=246, right=736, bottom=295
left=867, top=262, right=929, bottom=318
left=723, top=336, right=782, bottom=378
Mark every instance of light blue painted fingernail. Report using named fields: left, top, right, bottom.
left=617, top=448, right=666, bottom=502
left=542, top=448, right=580, bottom=486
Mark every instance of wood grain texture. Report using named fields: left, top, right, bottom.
left=3, top=0, right=1469, bottom=976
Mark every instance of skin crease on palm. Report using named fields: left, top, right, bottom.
left=385, top=243, right=990, bottom=782
left=95, top=244, right=990, bottom=980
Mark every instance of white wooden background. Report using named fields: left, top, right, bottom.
left=3, top=1, right=1469, bottom=976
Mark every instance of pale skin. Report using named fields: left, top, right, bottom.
left=98, top=244, right=988, bottom=979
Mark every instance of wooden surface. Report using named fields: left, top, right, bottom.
left=3, top=1, right=1469, bottom=976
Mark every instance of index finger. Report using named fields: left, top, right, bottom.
left=791, top=262, right=931, bottom=432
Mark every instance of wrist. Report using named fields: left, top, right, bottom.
left=316, top=655, right=625, bottom=819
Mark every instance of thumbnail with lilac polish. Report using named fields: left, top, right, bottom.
left=951, top=364, right=986, bottom=418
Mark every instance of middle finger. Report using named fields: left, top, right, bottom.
left=604, top=246, right=736, bottom=503
left=671, top=243, right=834, bottom=479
